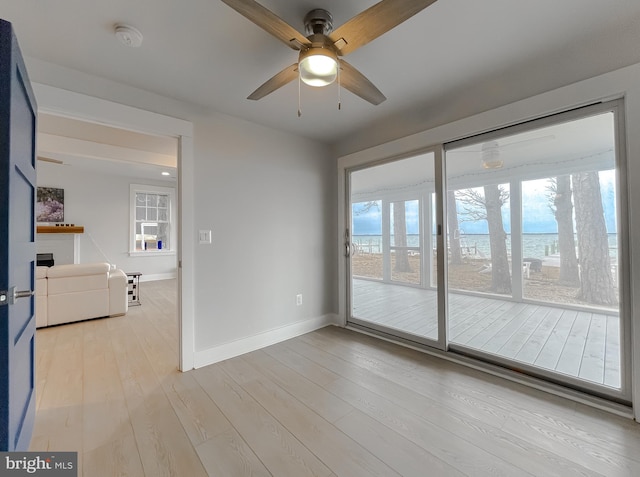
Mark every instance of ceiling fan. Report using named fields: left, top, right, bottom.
left=221, top=0, right=438, bottom=106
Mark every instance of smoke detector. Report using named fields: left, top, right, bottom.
left=114, top=24, right=143, bottom=48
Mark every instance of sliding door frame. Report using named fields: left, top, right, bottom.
left=340, top=99, right=631, bottom=408
left=443, top=100, right=631, bottom=403
left=345, top=147, right=447, bottom=351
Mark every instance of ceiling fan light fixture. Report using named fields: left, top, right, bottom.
left=481, top=141, right=503, bottom=169
left=481, top=159, right=504, bottom=169
left=298, top=48, right=338, bottom=87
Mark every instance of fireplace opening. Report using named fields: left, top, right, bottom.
left=36, top=253, right=54, bottom=267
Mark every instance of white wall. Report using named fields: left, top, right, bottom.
left=337, top=62, right=640, bottom=418
left=192, top=114, right=337, bottom=353
left=36, top=161, right=177, bottom=279
left=27, top=58, right=338, bottom=366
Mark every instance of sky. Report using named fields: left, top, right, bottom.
left=352, top=171, right=617, bottom=235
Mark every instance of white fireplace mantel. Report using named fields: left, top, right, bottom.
left=36, top=226, right=84, bottom=265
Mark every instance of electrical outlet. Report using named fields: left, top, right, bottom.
left=296, top=294, right=303, bottom=306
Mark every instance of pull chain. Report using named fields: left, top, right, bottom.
left=297, top=71, right=302, bottom=117
left=337, top=61, right=342, bottom=111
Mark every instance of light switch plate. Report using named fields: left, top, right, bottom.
left=199, top=229, right=212, bottom=244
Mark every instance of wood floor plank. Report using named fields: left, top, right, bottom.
left=31, top=280, right=638, bottom=477
left=502, top=412, right=640, bottom=476
left=299, top=329, right=604, bottom=476
left=324, top=376, right=531, bottom=476
left=285, top=334, right=512, bottom=431
left=34, top=326, right=58, bottom=411
left=262, top=341, right=342, bottom=387
left=111, top=326, right=208, bottom=477
left=162, top=371, right=232, bottom=447
left=308, top=327, right=584, bottom=424
left=317, top=327, right=640, bottom=469
left=334, top=409, right=466, bottom=477
left=194, top=428, right=272, bottom=477
left=220, top=356, right=403, bottom=477
left=81, top=320, right=144, bottom=476
left=194, top=364, right=333, bottom=477
left=30, top=323, right=85, bottom=462
left=241, top=349, right=354, bottom=423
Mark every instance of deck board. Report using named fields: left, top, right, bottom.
left=534, top=309, right=578, bottom=370
left=351, top=279, right=620, bottom=388
left=604, top=315, right=621, bottom=388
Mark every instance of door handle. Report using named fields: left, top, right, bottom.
left=0, top=287, right=34, bottom=306
left=14, top=289, right=34, bottom=300
left=345, top=241, right=351, bottom=258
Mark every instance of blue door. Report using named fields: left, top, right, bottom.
left=0, top=19, right=38, bottom=451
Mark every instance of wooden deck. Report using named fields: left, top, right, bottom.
left=352, top=279, right=621, bottom=389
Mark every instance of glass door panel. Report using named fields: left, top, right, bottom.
left=445, top=109, right=627, bottom=398
left=348, top=152, right=439, bottom=344
left=351, top=200, right=383, bottom=280
left=446, top=184, right=512, bottom=297
left=390, top=200, right=421, bottom=285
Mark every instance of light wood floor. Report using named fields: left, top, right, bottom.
left=31, top=279, right=640, bottom=476
left=353, top=279, right=621, bottom=388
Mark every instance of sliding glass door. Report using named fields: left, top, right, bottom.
left=346, top=100, right=629, bottom=402
left=348, top=151, right=443, bottom=346
left=445, top=103, right=629, bottom=399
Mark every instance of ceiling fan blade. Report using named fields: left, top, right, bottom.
left=329, top=0, right=438, bottom=56
left=455, top=135, right=556, bottom=153
left=248, top=63, right=299, bottom=100
left=339, top=60, right=386, bottom=105
left=221, top=0, right=311, bottom=50
left=498, top=135, right=556, bottom=151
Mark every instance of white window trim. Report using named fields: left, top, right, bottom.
left=129, top=183, right=177, bottom=256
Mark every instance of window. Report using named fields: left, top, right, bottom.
left=130, top=184, right=176, bottom=254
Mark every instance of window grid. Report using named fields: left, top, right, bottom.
left=135, top=192, right=170, bottom=251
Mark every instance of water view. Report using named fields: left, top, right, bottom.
left=353, top=233, right=618, bottom=260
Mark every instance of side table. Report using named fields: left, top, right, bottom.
left=126, top=272, right=142, bottom=306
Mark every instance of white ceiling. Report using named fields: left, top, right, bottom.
left=37, top=113, right=178, bottom=182
left=3, top=0, right=640, bottom=150
left=352, top=111, right=616, bottom=196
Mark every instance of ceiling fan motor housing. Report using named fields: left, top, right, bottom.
left=304, top=9, right=334, bottom=36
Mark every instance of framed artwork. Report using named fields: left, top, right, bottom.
left=36, top=187, right=64, bottom=223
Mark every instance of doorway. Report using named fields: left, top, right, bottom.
left=33, top=83, right=195, bottom=370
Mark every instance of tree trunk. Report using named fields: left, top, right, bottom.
left=392, top=201, right=412, bottom=272
left=447, top=190, right=463, bottom=265
left=554, top=175, right=580, bottom=286
left=572, top=171, right=617, bottom=305
left=484, top=185, right=511, bottom=294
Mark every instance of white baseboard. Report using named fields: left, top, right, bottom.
left=193, top=313, right=339, bottom=369
left=140, top=272, right=176, bottom=282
